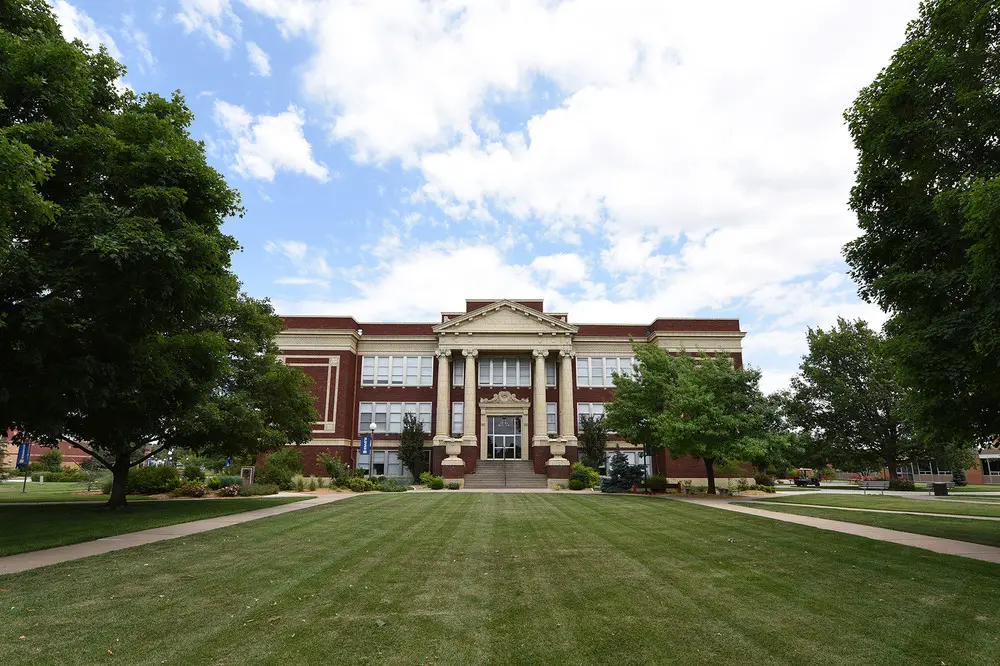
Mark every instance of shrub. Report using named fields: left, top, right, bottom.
left=428, top=476, right=445, bottom=490
left=127, top=466, right=181, bottom=495
left=27, top=461, right=44, bottom=472
left=30, top=470, right=87, bottom=483
left=600, top=452, right=644, bottom=493
left=308, top=477, right=318, bottom=491
left=398, top=412, right=427, bottom=481
left=578, top=414, right=608, bottom=469
left=888, top=478, right=916, bottom=491
left=749, top=484, right=776, bottom=493
left=755, top=474, right=775, bottom=487
left=38, top=449, right=64, bottom=472
left=568, top=478, right=585, bottom=490
left=183, top=463, right=206, bottom=482
left=419, top=471, right=434, bottom=485
left=206, top=477, right=221, bottom=490
left=218, top=475, right=243, bottom=488
left=257, top=448, right=304, bottom=490
left=317, top=451, right=350, bottom=485
left=295, top=476, right=306, bottom=492
left=952, top=469, right=968, bottom=486
left=570, top=463, right=600, bottom=489
left=820, top=466, right=837, bottom=480
left=376, top=481, right=409, bottom=492
left=217, top=484, right=240, bottom=497
left=346, top=477, right=375, bottom=492
left=645, top=475, right=667, bottom=492
left=179, top=484, right=206, bottom=498
left=237, top=483, right=280, bottom=497
left=447, top=481, right=461, bottom=490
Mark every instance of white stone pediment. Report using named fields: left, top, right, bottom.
left=434, top=300, right=577, bottom=335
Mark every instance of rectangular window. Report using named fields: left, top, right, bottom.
left=361, top=356, right=435, bottom=387
left=452, top=402, right=464, bottom=436
left=359, top=402, right=432, bottom=433
left=453, top=359, right=465, bottom=387
left=546, top=360, right=556, bottom=387
left=361, top=357, right=375, bottom=385
left=405, top=357, right=419, bottom=385
left=546, top=403, right=557, bottom=434
left=418, top=403, right=432, bottom=432
left=575, top=357, right=636, bottom=387
left=478, top=357, right=532, bottom=387
left=577, top=402, right=606, bottom=427
left=386, top=451, right=403, bottom=477
left=420, top=356, right=433, bottom=386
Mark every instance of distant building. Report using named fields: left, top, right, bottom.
left=277, top=298, right=752, bottom=488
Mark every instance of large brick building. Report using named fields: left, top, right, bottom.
left=278, top=298, right=752, bottom=488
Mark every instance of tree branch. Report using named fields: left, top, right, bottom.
left=63, top=438, right=113, bottom=469
left=133, top=443, right=170, bottom=467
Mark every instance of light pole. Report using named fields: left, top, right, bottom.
left=368, top=421, right=377, bottom=478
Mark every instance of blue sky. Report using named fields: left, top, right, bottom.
left=50, top=0, right=923, bottom=392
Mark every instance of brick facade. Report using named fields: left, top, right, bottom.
left=277, top=298, right=750, bottom=487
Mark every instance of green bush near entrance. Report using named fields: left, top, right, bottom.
left=570, top=463, right=600, bottom=488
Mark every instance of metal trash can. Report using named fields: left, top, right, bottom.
left=932, top=482, right=949, bottom=496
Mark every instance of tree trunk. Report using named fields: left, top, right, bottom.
left=107, top=456, right=131, bottom=509
left=704, top=457, right=717, bottom=495
left=886, top=455, right=899, bottom=480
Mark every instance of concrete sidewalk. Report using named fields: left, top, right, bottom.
left=676, top=497, right=1000, bottom=565
left=743, top=501, right=1000, bottom=521
left=0, top=493, right=355, bottom=576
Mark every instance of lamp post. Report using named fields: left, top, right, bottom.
left=369, top=421, right=377, bottom=478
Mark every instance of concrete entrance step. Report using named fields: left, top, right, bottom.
left=464, top=460, right=548, bottom=489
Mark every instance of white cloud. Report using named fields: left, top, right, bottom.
left=50, top=0, right=122, bottom=60
left=246, top=41, right=271, bottom=76
left=121, top=14, right=154, bottom=71
left=265, top=240, right=333, bottom=287
left=236, top=0, right=923, bottom=392
left=213, top=101, right=330, bottom=182
left=176, top=0, right=240, bottom=52
left=530, top=254, right=587, bottom=289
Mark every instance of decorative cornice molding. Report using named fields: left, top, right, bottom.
left=479, top=390, right=530, bottom=406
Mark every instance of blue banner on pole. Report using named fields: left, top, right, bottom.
left=224, top=456, right=232, bottom=468
left=16, top=443, right=30, bottom=467
left=359, top=435, right=372, bottom=455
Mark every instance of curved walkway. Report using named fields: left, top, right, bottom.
left=745, top=501, right=1000, bottom=521
left=676, top=497, right=1000, bottom=565
left=0, top=493, right=354, bottom=576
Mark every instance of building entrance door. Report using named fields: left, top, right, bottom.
left=487, top=415, right=522, bottom=460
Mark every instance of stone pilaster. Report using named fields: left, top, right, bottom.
left=532, top=349, right=549, bottom=450
left=462, top=349, right=478, bottom=447
left=433, top=349, right=451, bottom=445
left=558, top=350, right=577, bottom=445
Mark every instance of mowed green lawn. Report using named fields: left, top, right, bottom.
left=757, top=493, right=1000, bottom=517
left=0, top=481, right=151, bottom=503
left=2, top=495, right=999, bottom=665
left=0, top=498, right=306, bottom=556
left=743, top=502, right=1000, bottom=549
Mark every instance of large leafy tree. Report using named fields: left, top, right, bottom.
left=785, top=320, right=922, bottom=478
left=844, top=0, right=1000, bottom=445
left=0, top=0, right=317, bottom=507
left=606, top=343, right=774, bottom=494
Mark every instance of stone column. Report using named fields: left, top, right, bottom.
left=544, top=349, right=571, bottom=483
left=462, top=349, right=478, bottom=446
left=558, top=350, right=576, bottom=441
left=433, top=349, right=451, bottom=444
left=531, top=350, right=549, bottom=461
